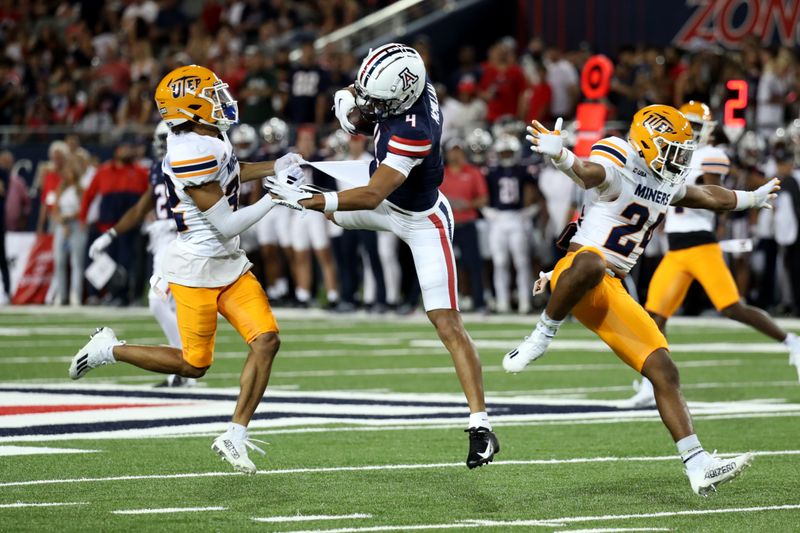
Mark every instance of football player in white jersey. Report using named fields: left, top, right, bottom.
left=630, top=102, right=800, bottom=407
left=87, top=120, right=194, bottom=388
left=502, top=105, right=780, bottom=495
left=69, top=65, right=304, bottom=474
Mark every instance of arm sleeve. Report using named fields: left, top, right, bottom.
left=202, top=193, right=276, bottom=239
left=382, top=153, right=423, bottom=177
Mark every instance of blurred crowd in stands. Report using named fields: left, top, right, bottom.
left=0, top=1, right=799, bottom=316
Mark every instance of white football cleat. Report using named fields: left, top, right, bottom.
left=69, top=327, right=120, bottom=380
left=785, top=334, right=800, bottom=382
left=687, top=452, right=753, bottom=496
left=502, top=324, right=555, bottom=373
left=625, top=377, right=657, bottom=408
left=211, top=431, right=266, bottom=475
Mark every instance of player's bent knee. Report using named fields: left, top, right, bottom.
left=180, top=362, right=209, bottom=378
left=720, top=301, right=743, bottom=319
left=643, top=349, right=680, bottom=389
left=250, top=332, right=281, bottom=358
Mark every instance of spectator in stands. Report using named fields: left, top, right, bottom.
left=238, top=45, right=277, bottom=126
left=440, top=140, right=488, bottom=312
left=775, top=148, right=800, bottom=314
left=37, top=141, right=70, bottom=235
left=52, top=155, right=87, bottom=306
left=479, top=39, right=526, bottom=123
left=544, top=46, right=578, bottom=119
left=521, top=62, right=552, bottom=123
left=0, top=151, right=30, bottom=231
left=440, top=77, right=487, bottom=144
left=286, top=40, right=330, bottom=126
left=79, top=142, right=148, bottom=305
left=609, top=45, right=639, bottom=121
left=0, top=153, right=9, bottom=301
left=449, top=45, right=483, bottom=94
left=756, top=48, right=795, bottom=136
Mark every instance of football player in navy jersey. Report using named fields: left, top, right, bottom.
left=87, top=122, right=190, bottom=388
left=484, top=134, right=537, bottom=314
left=268, top=43, right=499, bottom=468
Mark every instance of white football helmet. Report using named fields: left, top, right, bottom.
left=736, top=130, right=766, bottom=168
left=327, top=129, right=351, bottom=157
left=152, top=120, right=170, bottom=158
left=493, top=134, right=521, bottom=166
left=260, top=118, right=289, bottom=154
left=466, top=128, right=493, bottom=164
left=787, top=118, right=800, bottom=165
left=231, top=123, right=258, bottom=159
left=354, top=43, right=426, bottom=121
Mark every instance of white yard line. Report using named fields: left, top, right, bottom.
left=111, top=506, right=226, bottom=514
left=0, top=446, right=99, bottom=457
left=253, top=514, right=372, bottom=523
left=556, top=529, right=670, bottom=533
left=0, top=502, right=87, bottom=508
left=2, top=450, right=798, bottom=488
left=278, top=504, right=800, bottom=533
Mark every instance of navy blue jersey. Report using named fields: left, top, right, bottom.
left=371, top=79, right=444, bottom=212
left=286, top=66, right=330, bottom=123
left=484, top=164, right=535, bottom=210
left=149, top=160, right=173, bottom=221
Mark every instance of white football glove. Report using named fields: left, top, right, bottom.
left=734, top=177, right=781, bottom=211
left=88, top=230, right=115, bottom=260
left=274, top=152, right=307, bottom=183
left=526, top=118, right=566, bottom=159
left=334, top=88, right=357, bottom=135
left=265, top=164, right=312, bottom=211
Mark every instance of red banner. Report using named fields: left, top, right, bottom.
left=12, top=234, right=54, bottom=305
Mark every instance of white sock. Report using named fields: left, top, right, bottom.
left=677, top=434, right=708, bottom=471
left=296, top=287, right=311, bottom=303
left=535, top=311, right=563, bottom=337
left=784, top=332, right=798, bottom=346
left=327, top=289, right=339, bottom=303
left=468, top=411, right=492, bottom=430
left=228, top=422, right=247, bottom=438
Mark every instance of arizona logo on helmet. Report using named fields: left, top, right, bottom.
left=398, top=67, right=419, bottom=91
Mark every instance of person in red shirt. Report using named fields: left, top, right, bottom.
left=80, top=143, right=148, bottom=305
left=36, top=141, right=70, bottom=234
left=479, top=41, right=527, bottom=123
left=523, top=62, right=552, bottom=123
left=440, top=139, right=489, bottom=312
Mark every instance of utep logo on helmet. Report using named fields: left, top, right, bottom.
left=642, top=112, right=676, bottom=134
left=398, top=67, right=419, bottom=91
left=170, top=76, right=201, bottom=98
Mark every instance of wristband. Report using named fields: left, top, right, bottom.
left=322, top=191, right=339, bottom=213
left=552, top=148, right=576, bottom=172
left=733, top=190, right=753, bottom=211
left=108, top=228, right=118, bottom=238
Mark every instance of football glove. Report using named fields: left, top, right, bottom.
left=334, top=88, right=358, bottom=135
left=526, top=118, right=566, bottom=159
left=734, top=177, right=781, bottom=211
left=265, top=164, right=312, bottom=211
left=88, top=229, right=116, bottom=260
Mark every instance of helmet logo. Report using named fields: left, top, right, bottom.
left=398, top=67, right=419, bottom=91
left=642, top=112, right=676, bottom=134
left=170, top=76, right=201, bottom=98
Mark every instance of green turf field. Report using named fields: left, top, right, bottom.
left=1, top=307, right=799, bottom=532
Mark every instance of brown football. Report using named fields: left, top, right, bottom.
left=347, top=107, right=375, bottom=135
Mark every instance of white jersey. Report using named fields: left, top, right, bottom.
left=664, top=144, right=729, bottom=235
left=160, top=131, right=251, bottom=288
left=571, top=136, right=687, bottom=273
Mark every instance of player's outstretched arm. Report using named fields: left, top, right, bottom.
left=526, top=118, right=606, bottom=189
left=189, top=180, right=276, bottom=239
left=240, top=153, right=305, bottom=183
left=674, top=178, right=781, bottom=212
left=300, top=164, right=406, bottom=212
left=88, top=187, right=155, bottom=259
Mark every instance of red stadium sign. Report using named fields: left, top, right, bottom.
left=580, top=55, right=613, bottom=100
left=675, top=0, right=800, bottom=47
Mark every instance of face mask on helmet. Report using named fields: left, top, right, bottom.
left=199, top=81, right=238, bottom=131
left=650, top=136, right=696, bottom=184
left=354, top=82, right=394, bottom=122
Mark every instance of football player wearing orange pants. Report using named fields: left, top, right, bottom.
left=628, top=102, right=800, bottom=407
left=502, top=106, right=780, bottom=495
left=68, top=65, right=305, bottom=474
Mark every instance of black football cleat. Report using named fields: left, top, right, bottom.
left=465, top=427, right=499, bottom=469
